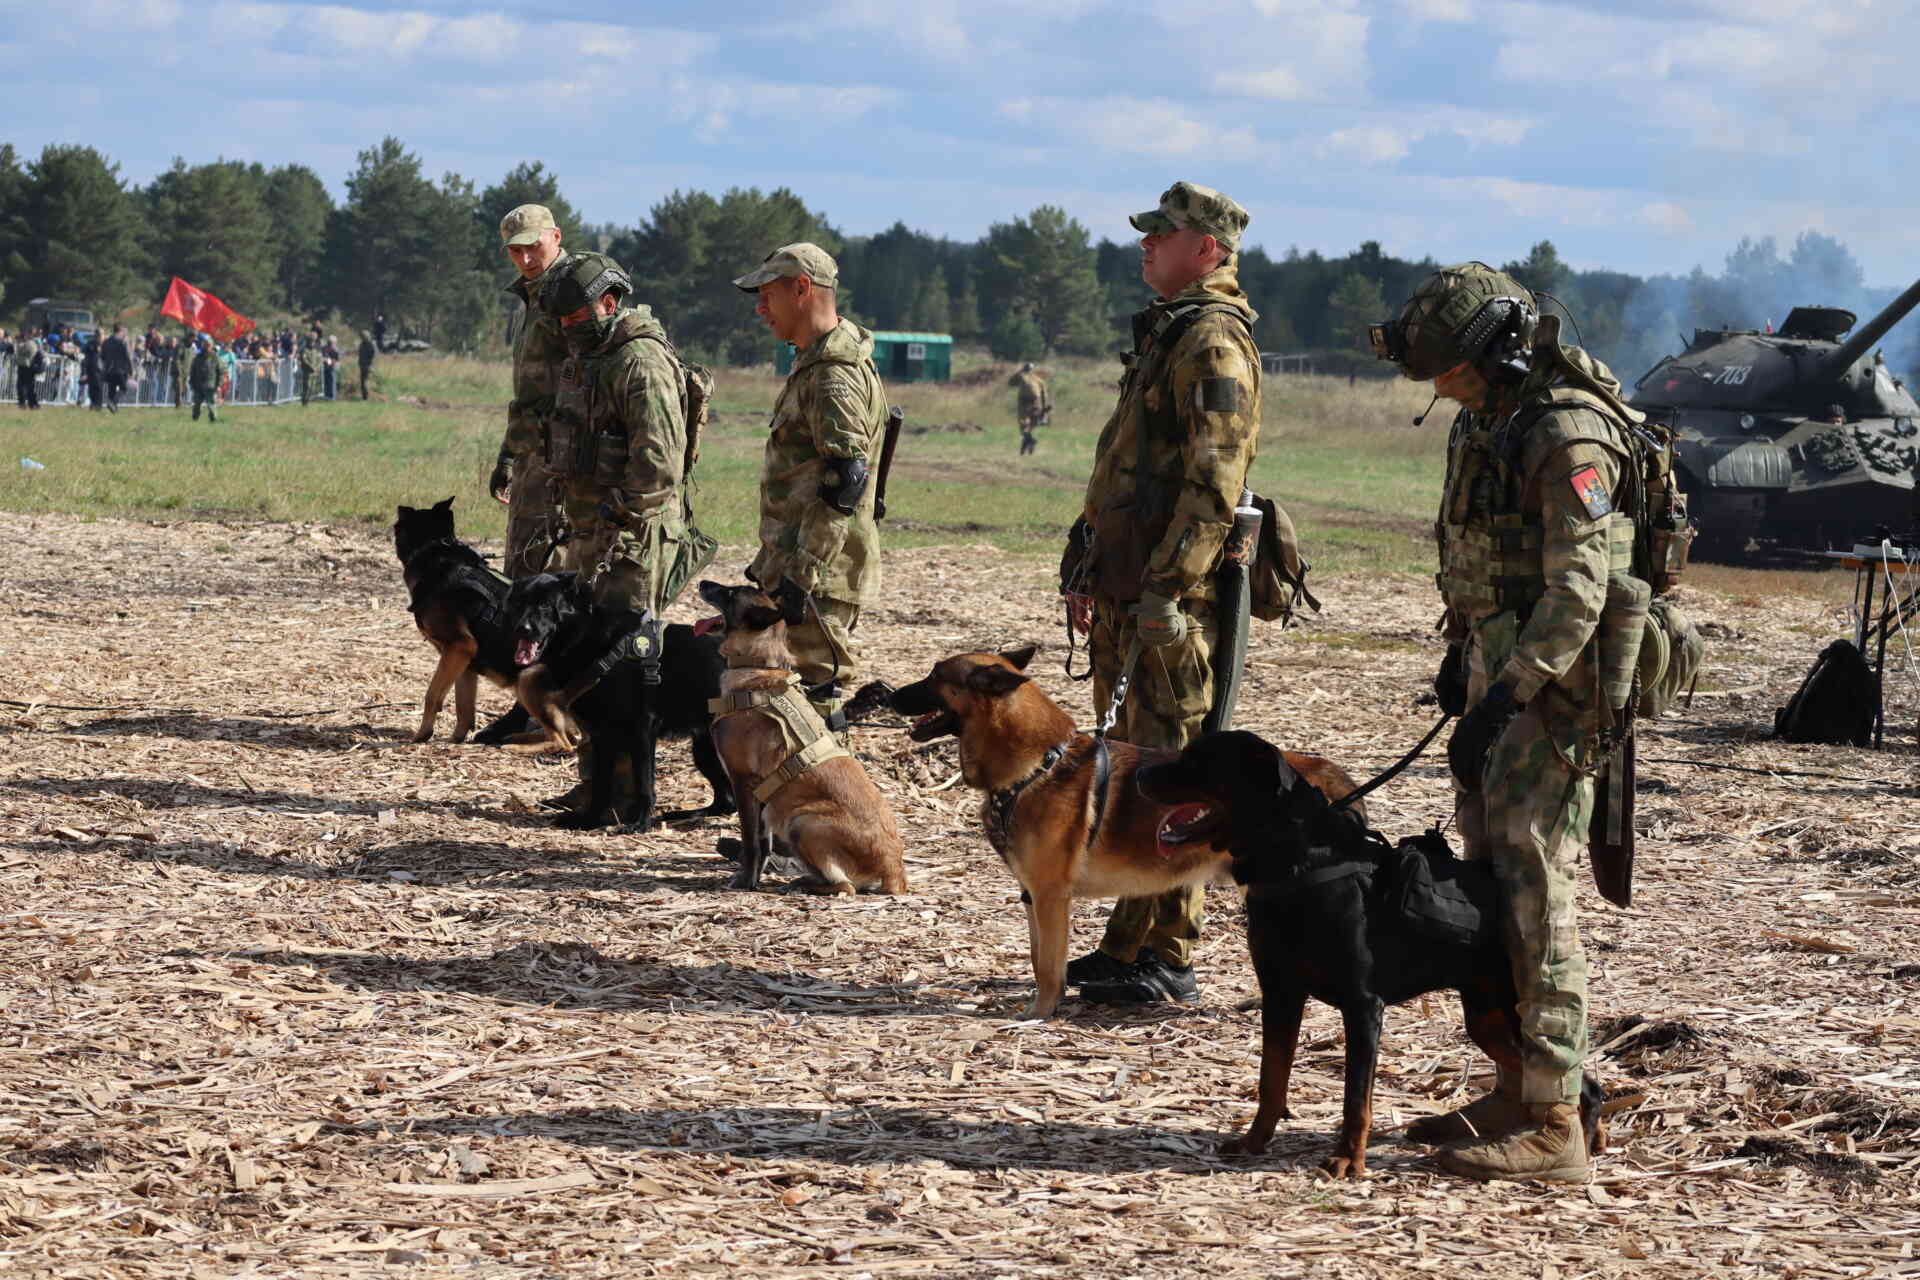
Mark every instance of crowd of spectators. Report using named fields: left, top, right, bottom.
left=2, top=321, right=346, bottom=406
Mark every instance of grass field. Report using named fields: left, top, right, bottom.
left=0, top=345, right=1859, bottom=602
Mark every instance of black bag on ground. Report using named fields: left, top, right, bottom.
left=1385, top=829, right=1500, bottom=950
left=1773, top=639, right=1876, bottom=746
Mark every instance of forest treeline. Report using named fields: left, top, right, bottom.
left=0, top=136, right=1903, bottom=380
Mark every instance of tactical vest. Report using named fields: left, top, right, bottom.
left=707, top=673, right=851, bottom=803
left=1086, top=300, right=1252, bottom=601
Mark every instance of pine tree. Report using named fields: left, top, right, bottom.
left=1326, top=272, right=1386, bottom=349
left=979, top=205, right=1106, bottom=355
left=16, top=144, right=145, bottom=314
left=142, top=159, right=277, bottom=312
left=263, top=165, right=332, bottom=311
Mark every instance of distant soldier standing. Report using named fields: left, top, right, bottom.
left=101, top=325, right=133, bottom=412
left=298, top=337, right=320, bottom=406
left=357, top=332, right=376, bottom=399
left=1008, top=361, right=1052, bottom=455
left=488, top=204, right=571, bottom=580
left=16, top=331, right=42, bottom=410
left=536, top=251, right=711, bottom=817
left=733, top=242, right=889, bottom=723
left=1059, top=182, right=1262, bottom=1007
left=1372, top=263, right=1635, bottom=1183
left=170, top=335, right=190, bottom=408
left=188, top=338, right=221, bottom=422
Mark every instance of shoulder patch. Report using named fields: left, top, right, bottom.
left=1197, top=377, right=1240, bottom=414
left=1568, top=465, right=1613, bottom=519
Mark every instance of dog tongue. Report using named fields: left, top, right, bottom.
left=692, top=615, right=723, bottom=638
left=514, top=638, right=539, bottom=666
left=1156, top=803, right=1211, bottom=858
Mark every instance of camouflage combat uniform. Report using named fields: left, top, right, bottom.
left=188, top=348, right=221, bottom=421
left=497, top=262, right=571, bottom=579
left=1075, top=260, right=1262, bottom=971
left=749, top=317, right=889, bottom=708
left=298, top=342, right=320, bottom=405
left=1008, top=366, right=1051, bottom=455
left=547, top=306, right=692, bottom=616
left=1438, top=345, right=1636, bottom=1108
left=170, top=342, right=188, bottom=408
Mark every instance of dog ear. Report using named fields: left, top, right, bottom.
left=396, top=504, right=416, bottom=517
left=741, top=604, right=783, bottom=632
left=998, top=643, right=1039, bottom=671
left=435, top=496, right=454, bottom=511
left=776, top=588, right=807, bottom=627
left=965, top=664, right=1030, bottom=696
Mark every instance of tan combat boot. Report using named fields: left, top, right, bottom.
left=1435, top=1102, right=1589, bottom=1183
left=1405, top=1078, right=1527, bottom=1146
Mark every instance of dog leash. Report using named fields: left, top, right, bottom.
left=1096, top=635, right=1142, bottom=738
left=1329, top=712, right=1453, bottom=812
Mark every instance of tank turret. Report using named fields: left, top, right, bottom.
left=1631, top=277, right=1920, bottom=557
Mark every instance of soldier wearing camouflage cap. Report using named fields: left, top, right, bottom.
left=490, top=203, right=572, bottom=582
left=1058, top=181, right=1264, bottom=1007
left=733, top=241, right=889, bottom=724
left=1373, top=263, right=1642, bottom=1184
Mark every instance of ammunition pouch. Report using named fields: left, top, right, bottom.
left=589, top=426, right=630, bottom=488
left=1247, top=493, right=1321, bottom=623
left=1386, top=829, right=1500, bottom=950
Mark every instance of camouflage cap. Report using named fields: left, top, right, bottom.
left=499, top=204, right=558, bottom=247
left=1129, top=181, right=1250, bottom=251
left=732, top=242, right=839, bottom=292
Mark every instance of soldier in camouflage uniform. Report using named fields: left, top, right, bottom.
left=1374, top=263, right=1635, bottom=1184
left=170, top=336, right=189, bottom=409
left=188, top=339, right=221, bottom=422
left=298, top=338, right=320, bottom=406
left=535, top=251, right=703, bottom=817
left=489, top=204, right=572, bottom=581
left=732, top=242, right=889, bottom=722
left=1059, top=182, right=1263, bottom=1006
left=1007, top=361, right=1051, bottom=455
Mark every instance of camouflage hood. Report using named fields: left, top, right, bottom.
left=1157, top=261, right=1256, bottom=325
left=792, top=318, right=875, bottom=373
left=590, top=304, right=667, bottom=357
left=1522, top=317, right=1643, bottom=426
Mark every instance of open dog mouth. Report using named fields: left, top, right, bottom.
left=1157, top=802, right=1225, bottom=850
left=513, top=636, right=544, bottom=667
left=692, top=615, right=724, bottom=638
left=908, top=709, right=959, bottom=742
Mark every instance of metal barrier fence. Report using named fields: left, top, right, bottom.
left=1, top=352, right=337, bottom=407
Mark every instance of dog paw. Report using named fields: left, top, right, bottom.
left=1218, top=1135, right=1269, bottom=1157
left=614, top=818, right=656, bottom=836
left=553, top=811, right=611, bottom=831
left=411, top=728, right=433, bottom=744
left=713, top=837, right=743, bottom=862
left=726, top=868, right=761, bottom=891
left=1319, top=1154, right=1366, bottom=1180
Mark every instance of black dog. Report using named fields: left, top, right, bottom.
left=1135, top=730, right=1603, bottom=1179
left=505, top=572, right=733, bottom=831
left=393, top=498, right=525, bottom=744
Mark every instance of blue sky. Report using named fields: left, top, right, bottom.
left=5, top=0, right=1918, bottom=284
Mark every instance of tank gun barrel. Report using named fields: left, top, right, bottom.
left=1821, top=276, right=1920, bottom=379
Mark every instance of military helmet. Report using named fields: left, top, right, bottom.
left=1371, top=262, right=1538, bottom=381
left=539, top=251, right=630, bottom=317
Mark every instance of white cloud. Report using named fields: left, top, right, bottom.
left=1636, top=202, right=1695, bottom=234
left=1324, top=125, right=1412, bottom=165
left=1313, top=109, right=1533, bottom=166
left=1399, top=0, right=1474, bottom=19
left=997, top=95, right=1261, bottom=161
left=1212, top=67, right=1308, bottom=101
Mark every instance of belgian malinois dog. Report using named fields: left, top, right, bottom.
left=889, top=645, right=1361, bottom=1018
left=696, top=581, right=907, bottom=895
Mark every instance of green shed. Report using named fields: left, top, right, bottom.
left=775, top=330, right=952, bottom=382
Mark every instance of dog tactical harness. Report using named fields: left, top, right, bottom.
left=405, top=537, right=512, bottom=632
left=983, top=737, right=1113, bottom=858
left=707, top=673, right=851, bottom=804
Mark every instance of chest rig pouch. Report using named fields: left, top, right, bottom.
left=547, top=352, right=633, bottom=486
left=1087, top=301, right=1250, bottom=602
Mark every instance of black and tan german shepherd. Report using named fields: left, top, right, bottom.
left=505, top=572, right=734, bottom=832
left=888, top=646, right=1361, bottom=1018
left=393, top=497, right=523, bottom=744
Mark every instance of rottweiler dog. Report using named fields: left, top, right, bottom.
left=1135, top=730, right=1604, bottom=1179
left=506, top=572, right=734, bottom=832
left=393, top=497, right=523, bottom=744
left=888, top=647, right=1360, bottom=1018
left=696, top=581, right=907, bottom=895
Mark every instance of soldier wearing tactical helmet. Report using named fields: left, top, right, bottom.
left=536, top=250, right=710, bottom=817
left=1058, top=181, right=1264, bottom=1008
left=733, top=242, right=889, bottom=724
left=490, top=203, right=572, bottom=581
left=1373, top=263, right=1640, bottom=1183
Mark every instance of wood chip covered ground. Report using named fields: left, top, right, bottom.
left=1, top=511, right=1916, bottom=1278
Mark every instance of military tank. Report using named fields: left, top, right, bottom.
left=1630, top=278, right=1920, bottom=557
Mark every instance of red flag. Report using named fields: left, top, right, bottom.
left=160, top=276, right=255, bottom=343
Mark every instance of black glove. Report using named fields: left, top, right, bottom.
left=1434, top=644, right=1468, bottom=717
left=488, top=451, right=512, bottom=502
left=1447, top=681, right=1518, bottom=792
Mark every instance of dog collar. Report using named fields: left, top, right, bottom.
left=984, top=741, right=1075, bottom=856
